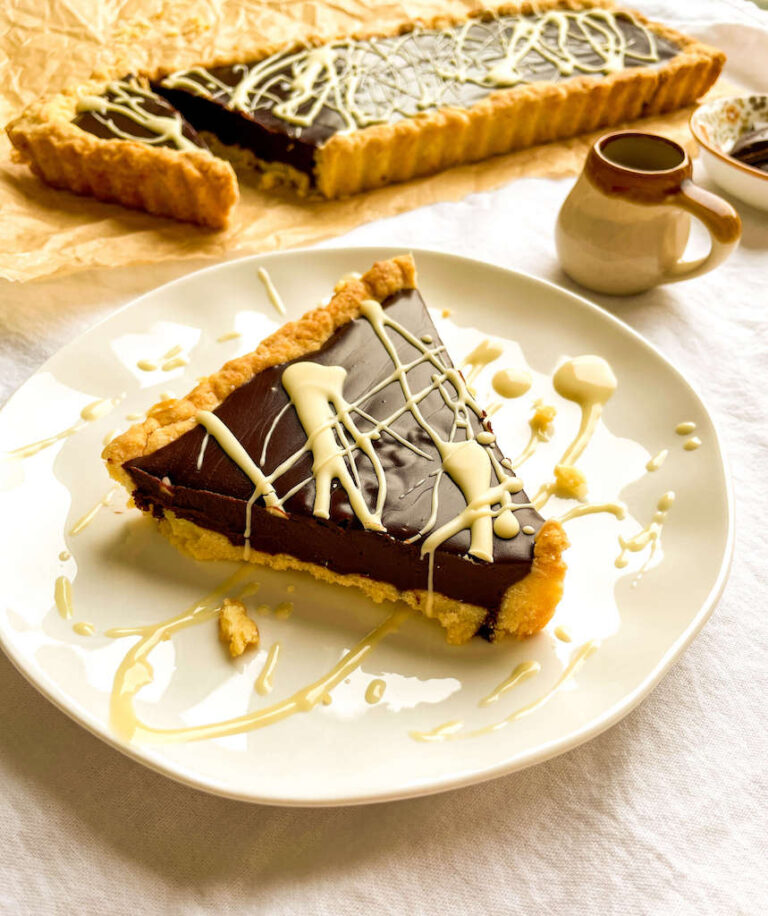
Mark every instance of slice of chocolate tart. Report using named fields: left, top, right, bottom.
left=6, top=76, right=238, bottom=228
left=103, top=255, right=567, bottom=644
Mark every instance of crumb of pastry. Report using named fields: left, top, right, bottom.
left=553, top=464, right=588, bottom=500
left=531, top=402, right=556, bottom=437
left=218, top=598, right=260, bottom=657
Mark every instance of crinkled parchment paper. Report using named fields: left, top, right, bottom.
left=0, top=0, right=733, bottom=282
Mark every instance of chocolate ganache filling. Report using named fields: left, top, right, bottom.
left=124, top=289, right=544, bottom=629
left=153, top=10, right=680, bottom=178
left=73, top=78, right=208, bottom=152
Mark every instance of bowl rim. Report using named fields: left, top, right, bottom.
left=690, top=94, right=768, bottom=183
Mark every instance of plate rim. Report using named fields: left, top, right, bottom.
left=0, top=245, right=735, bottom=807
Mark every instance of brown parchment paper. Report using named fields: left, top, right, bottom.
left=0, top=0, right=733, bottom=283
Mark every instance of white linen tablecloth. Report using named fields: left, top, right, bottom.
left=1, top=2, right=766, bottom=912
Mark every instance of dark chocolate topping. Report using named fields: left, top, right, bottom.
left=154, top=11, right=679, bottom=176
left=73, top=78, right=208, bottom=151
left=125, top=289, right=544, bottom=624
left=730, top=126, right=768, bottom=171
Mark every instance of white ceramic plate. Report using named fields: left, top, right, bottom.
left=0, top=247, right=732, bottom=806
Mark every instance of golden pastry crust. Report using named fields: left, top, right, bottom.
left=5, top=78, right=238, bottom=228
left=103, top=254, right=567, bottom=644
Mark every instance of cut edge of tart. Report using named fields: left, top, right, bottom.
left=103, top=255, right=569, bottom=645
left=6, top=76, right=238, bottom=228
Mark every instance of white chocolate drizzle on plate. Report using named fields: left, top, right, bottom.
left=615, top=491, right=675, bottom=573
left=532, top=355, right=617, bottom=510
left=461, top=338, right=504, bottom=385
left=107, top=565, right=409, bottom=744
left=7, top=395, right=122, bottom=460
left=255, top=642, right=281, bottom=696
left=411, top=641, right=599, bottom=742
left=257, top=267, right=287, bottom=315
left=69, top=488, right=118, bottom=536
left=54, top=576, right=73, bottom=620
left=479, top=660, right=540, bottom=707
left=365, top=678, right=387, bottom=705
left=492, top=367, right=532, bottom=399
left=217, top=331, right=242, bottom=343
left=646, top=448, right=668, bottom=472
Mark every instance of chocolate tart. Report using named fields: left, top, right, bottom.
left=6, top=76, right=238, bottom=228
left=7, top=2, right=723, bottom=221
left=153, top=0, right=724, bottom=198
left=103, top=255, right=568, bottom=645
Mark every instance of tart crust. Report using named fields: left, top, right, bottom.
left=6, top=78, right=238, bottom=228
left=103, top=255, right=568, bottom=644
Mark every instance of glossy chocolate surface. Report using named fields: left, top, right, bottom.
left=730, top=126, right=768, bottom=171
left=154, top=13, right=679, bottom=176
left=73, top=81, right=208, bottom=150
left=125, top=290, right=545, bottom=623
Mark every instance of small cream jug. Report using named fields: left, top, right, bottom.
left=556, top=130, right=742, bottom=295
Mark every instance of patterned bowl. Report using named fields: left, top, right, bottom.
left=691, top=94, right=768, bottom=212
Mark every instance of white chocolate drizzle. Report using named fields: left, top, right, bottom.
left=162, top=10, right=663, bottom=133
left=69, top=488, right=118, bottom=536
left=646, top=448, right=668, bottom=472
left=258, top=267, right=286, bottom=315
left=615, top=491, right=675, bottom=572
left=462, top=339, right=504, bottom=385
left=411, top=640, right=599, bottom=742
left=532, top=355, right=617, bottom=509
left=8, top=395, right=122, bottom=460
left=492, top=367, right=532, bottom=399
left=675, top=421, right=696, bottom=435
left=365, top=678, right=387, bottom=705
left=108, top=566, right=408, bottom=743
left=76, top=78, right=201, bottom=152
left=73, top=621, right=95, bottom=637
left=509, top=400, right=556, bottom=469
left=274, top=601, right=293, bottom=619
left=255, top=641, right=281, bottom=695
left=54, top=576, right=73, bottom=620
left=479, top=660, right=540, bottom=706
left=683, top=437, right=702, bottom=451
left=556, top=501, right=626, bottom=524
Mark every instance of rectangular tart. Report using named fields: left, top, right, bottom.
left=103, top=255, right=568, bottom=644
left=153, top=0, right=725, bottom=197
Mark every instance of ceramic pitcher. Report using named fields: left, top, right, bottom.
left=556, top=131, right=742, bottom=295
